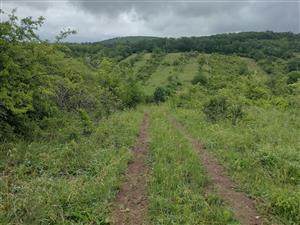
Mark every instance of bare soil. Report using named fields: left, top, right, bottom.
left=170, top=116, right=266, bottom=225
left=111, top=113, right=150, bottom=225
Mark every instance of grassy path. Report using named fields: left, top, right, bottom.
left=170, top=116, right=265, bottom=225
left=112, top=113, right=150, bottom=225
left=172, top=107, right=300, bottom=224
left=110, top=106, right=293, bottom=225
left=148, top=108, right=237, bottom=225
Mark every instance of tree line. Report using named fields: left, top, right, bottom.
left=68, top=31, right=300, bottom=60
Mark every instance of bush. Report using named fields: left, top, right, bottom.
left=203, top=97, right=244, bottom=124
left=287, top=57, right=300, bottom=72
left=78, top=109, right=93, bottom=136
left=203, top=97, right=228, bottom=122
left=153, top=87, right=168, bottom=104
left=287, top=71, right=300, bottom=84
left=239, top=63, right=250, bottom=75
left=192, top=71, right=208, bottom=86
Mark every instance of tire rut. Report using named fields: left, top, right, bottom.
left=111, top=113, right=150, bottom=225
left=170, top=116, right=266, bottom=225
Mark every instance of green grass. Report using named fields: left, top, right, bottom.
left=123, top=52, right=268, bottom=96
left=172, top=105, right=300, bottom=225
left=148, top=106, right=238, bottom=225
left=135, top=53, right=199, bottom=94
left=0, top=109, right=144, bottom=224
left=156, top=53, right=199, bottom=84
left=2, top=50, right=296, bottom=225
left=133, top=53, right=152, bottom=75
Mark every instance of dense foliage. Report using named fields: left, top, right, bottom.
left=0, top=12, right=143, bottom=141
left=68, top=32, right=300, bottom=61
left=1, top=11, right=145, bottom=225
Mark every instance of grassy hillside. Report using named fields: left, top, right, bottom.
left=121, top=52, right=269, bottom=95
left=1, top=13, right=299, bottom=224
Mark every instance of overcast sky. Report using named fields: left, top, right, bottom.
left=1, top=0, right=299, bottom=42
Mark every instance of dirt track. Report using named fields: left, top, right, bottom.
left=112, top=113, right=149, bottom=225
left=170, top=116, right=265, bottom=225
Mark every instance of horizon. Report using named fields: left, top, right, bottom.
left=65, top=31, right=299, bottom=44
left=1, top=0, right=299, bottom=42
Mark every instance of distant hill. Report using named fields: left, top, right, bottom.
left=101, top=36, right=160, bottom=45
left=68, top=32, right=300, bottom=61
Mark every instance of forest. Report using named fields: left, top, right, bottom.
left=0, top=11, right=299, bottom=225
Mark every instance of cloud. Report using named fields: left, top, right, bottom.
left=1, top=0, right=299, bottom=42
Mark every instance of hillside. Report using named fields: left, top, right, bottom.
left=67, top=31, right=300, bottom=61
left=1, top=14, right=300, bottom=225
left=121, top=52, right=267, bottom=95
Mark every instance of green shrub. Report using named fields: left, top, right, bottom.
left=239, top=63, right=250, bottom=75
left=203, top=97, right=244, bottom=124
left=287, top=71, right=300, bottom=84
left=78, top=109, right=93, bottom=136
left=153, top=87, right=168, bottom=104
left=203, top=97, right=228, bottom=122
left=287, top=57, right=300, bottom=72
left=192, top=71, right=208, bottom=86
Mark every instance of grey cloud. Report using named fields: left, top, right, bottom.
left=72, top=1, right=244, bottom=20
left=3, top=0, right=54, bottom=10
left=1, top=0, right=299, bottom=42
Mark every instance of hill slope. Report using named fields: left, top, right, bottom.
left=120, top=52, right=268, bottom=95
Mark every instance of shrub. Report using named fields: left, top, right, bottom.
left=192, top=71, right=208, bottom=86
left=239, top=63, right=250, bottom=75
left=153, top=87, right=168, bottom=104
left=203, top=97, right=228, bottom=122
left=78, top=109, right=93, bottom=135
left=287, top=57, right=300, bottom=72
left=203, top=97, right=244, bottom=124
left=287, top=71, right=300, bottom=84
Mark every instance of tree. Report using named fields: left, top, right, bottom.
left=0, top=11, right=43, bottom=116
left=0, top=10, right=83, bottom=139
left=55, top=28, right=77, bottom=43
left=287, top=58, right=300, bottom=72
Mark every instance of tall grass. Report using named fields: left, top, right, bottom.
left=0, top=109, right=144, bottom=224
left=173, top=106, right=300, bottom=224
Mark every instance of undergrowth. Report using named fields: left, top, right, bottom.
left=0, top=109, right=144, bottom=224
